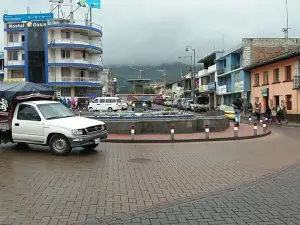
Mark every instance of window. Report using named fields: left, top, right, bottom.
left=8, top=51, right=18, bottom=61
left=286, top=95, right=292, bottom=110
left=273, top=68, right=280, bottom=82
left=61, top=87, right=71, bottom=96
left=254, top=73, right=260, bottom=86
left=61, top=50, right=71, bottom=59
left=17, top=105, right=41, bottom=121
left=21, top=35, right=25, bottom=45
left=9, top=33, right=19, bottom=43
left=11, top=70, right=24, bottom=79
left=21, top=54, right=25, bottom=61
left=234, top=72, right=240, bottom=82
left=106, top=99, right=116, bottom=103
left=61, top=31, right=71, bottom=39
left=263, top=71, right=269, bottom=84
left=285, top=65, right=292, bottom=81
left=92, top=98, right=99, bottom=103
left=99, top=99, right=105, bottom=103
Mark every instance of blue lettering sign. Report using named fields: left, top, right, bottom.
left=3, top=13, right=54, bottom=22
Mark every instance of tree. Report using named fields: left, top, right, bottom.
left=128, top=88, right=135, bottom=94
left=144, top=86, right=156, bottom=94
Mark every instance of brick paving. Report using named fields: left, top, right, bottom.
left=0, top=127, right=299, bottom=224
left=96, top=163, right=300, bottom=225
left=107, top=122, right=267, bottom=140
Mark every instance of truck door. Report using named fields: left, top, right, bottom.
left=12, top=104, right=44, bottom=143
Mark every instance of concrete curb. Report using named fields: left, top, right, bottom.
left=103, top=130, right=271, bottom=143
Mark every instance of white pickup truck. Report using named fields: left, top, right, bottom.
left=0, top=100, right=107, bottom=155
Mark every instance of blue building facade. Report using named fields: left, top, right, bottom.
left=216, top=45, right=250, bottom=106
left=3, top=13, right=104, bottom=99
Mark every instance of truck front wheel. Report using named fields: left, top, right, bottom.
left=49, top=134, right=71, bottom=156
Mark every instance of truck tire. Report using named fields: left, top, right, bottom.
left=83, top=144, right=99, bottom=151
left=88, top=107, right=94, bottom=112
left=49, top=134, right=71, bottom=156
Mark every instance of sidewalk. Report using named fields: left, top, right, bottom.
left=105, top=122, right=270, bottom=142
left=241, top=114, right=300, bottom=128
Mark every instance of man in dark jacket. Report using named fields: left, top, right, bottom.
left=232, top=98, right=243, bottom=126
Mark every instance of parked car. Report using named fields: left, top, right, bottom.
left=193, top=95, right=210, bottom=113
left=171, top=101, right=178, bottom=108
left=178, top=98, right=189, bottom=109
left=0, top=82, right=107, bottom=156
left=182, top=99, right=193, bottom=111
left=164, top=100, right=173, bottom=106
left=121, top=100, right=128, bottom=110
left=217, top=105, right=235, bottom=120
left=88, top=97, right=122, bottom=112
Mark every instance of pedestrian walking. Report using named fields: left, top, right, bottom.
left=232, top=97, right=243, bottom=126
left=248, top=102, right=253, bottom=116
left=271, top=107, right=277, bottom=123
left=265, top=106, right=271, bottom=121
left=254, top=102, right=262, bottom=121
left=85, top=99, right=89, bottom=110
left=71, top=98, right=76, bottom=109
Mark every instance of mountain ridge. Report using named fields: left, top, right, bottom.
left=106, top=62, right=202, bottom=93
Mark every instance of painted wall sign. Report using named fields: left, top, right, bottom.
left=217, top=85, right=227, bottom=94
left=208, top=82, right=216, bottom=90
left=3, top=13, right=53, bottom=22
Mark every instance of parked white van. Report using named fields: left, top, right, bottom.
left=88, top=97, right=122, bottom=112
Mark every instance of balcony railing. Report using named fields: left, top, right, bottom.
left=48, top=58, right=102, bottom=66
left=294, top=76, right=300, bottom=89
left=7, top=42, right=24, bottom=47
left=48, top=19, right=102, bottom=31
left=231, top=63, right=240, bottom=70
left=49, top=76, right=101, bottom=83
left=7, top=60, right=25, bottom=65
left=48, top=38, right=102, bottom=48
left=217, top=68, right=225, bottom=75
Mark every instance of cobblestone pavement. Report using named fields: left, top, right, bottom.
left=96, top=162, right=300, bottom=225
left=0, top=127, right=300, bottom=224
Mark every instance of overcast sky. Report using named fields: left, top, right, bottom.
left=1, top=0, right=299, bottom=66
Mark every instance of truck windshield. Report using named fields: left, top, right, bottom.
left=37, top=103, right=74, bottom=120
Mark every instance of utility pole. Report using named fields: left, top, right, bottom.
left=185, top=46, right=196, bottom=98
left=282, top=0, right=290, bottom=40
left=157, top=70, right=167, bottom=95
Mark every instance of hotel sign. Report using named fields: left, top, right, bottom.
left=6, top=21, right=47, bottom=29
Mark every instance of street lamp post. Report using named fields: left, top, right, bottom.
left=178, top=56, right=193, bottom=69
left=129, top=67, right=151, bottom=79
left=185, top=46, right=196, bottom=98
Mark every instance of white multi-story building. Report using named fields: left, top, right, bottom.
left=197, top=51, right=223, bottom=108
left=3, top=13, right=103, bottom=100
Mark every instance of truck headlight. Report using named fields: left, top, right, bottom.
left=72, top=129, right=84, bottom=136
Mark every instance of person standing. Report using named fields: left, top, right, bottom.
left=254, top=102, right=262, bottom=121
left=71, top=98, right=76, bottom=109
left=248, top=102, right=253, bottom=116
left=232, top=98, right=243, bottom=126
left=85, top=99, right=89, bottom=110
left=265, top=106, right=271, bottom=121
left=62, top=97, right=67, bottom=107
